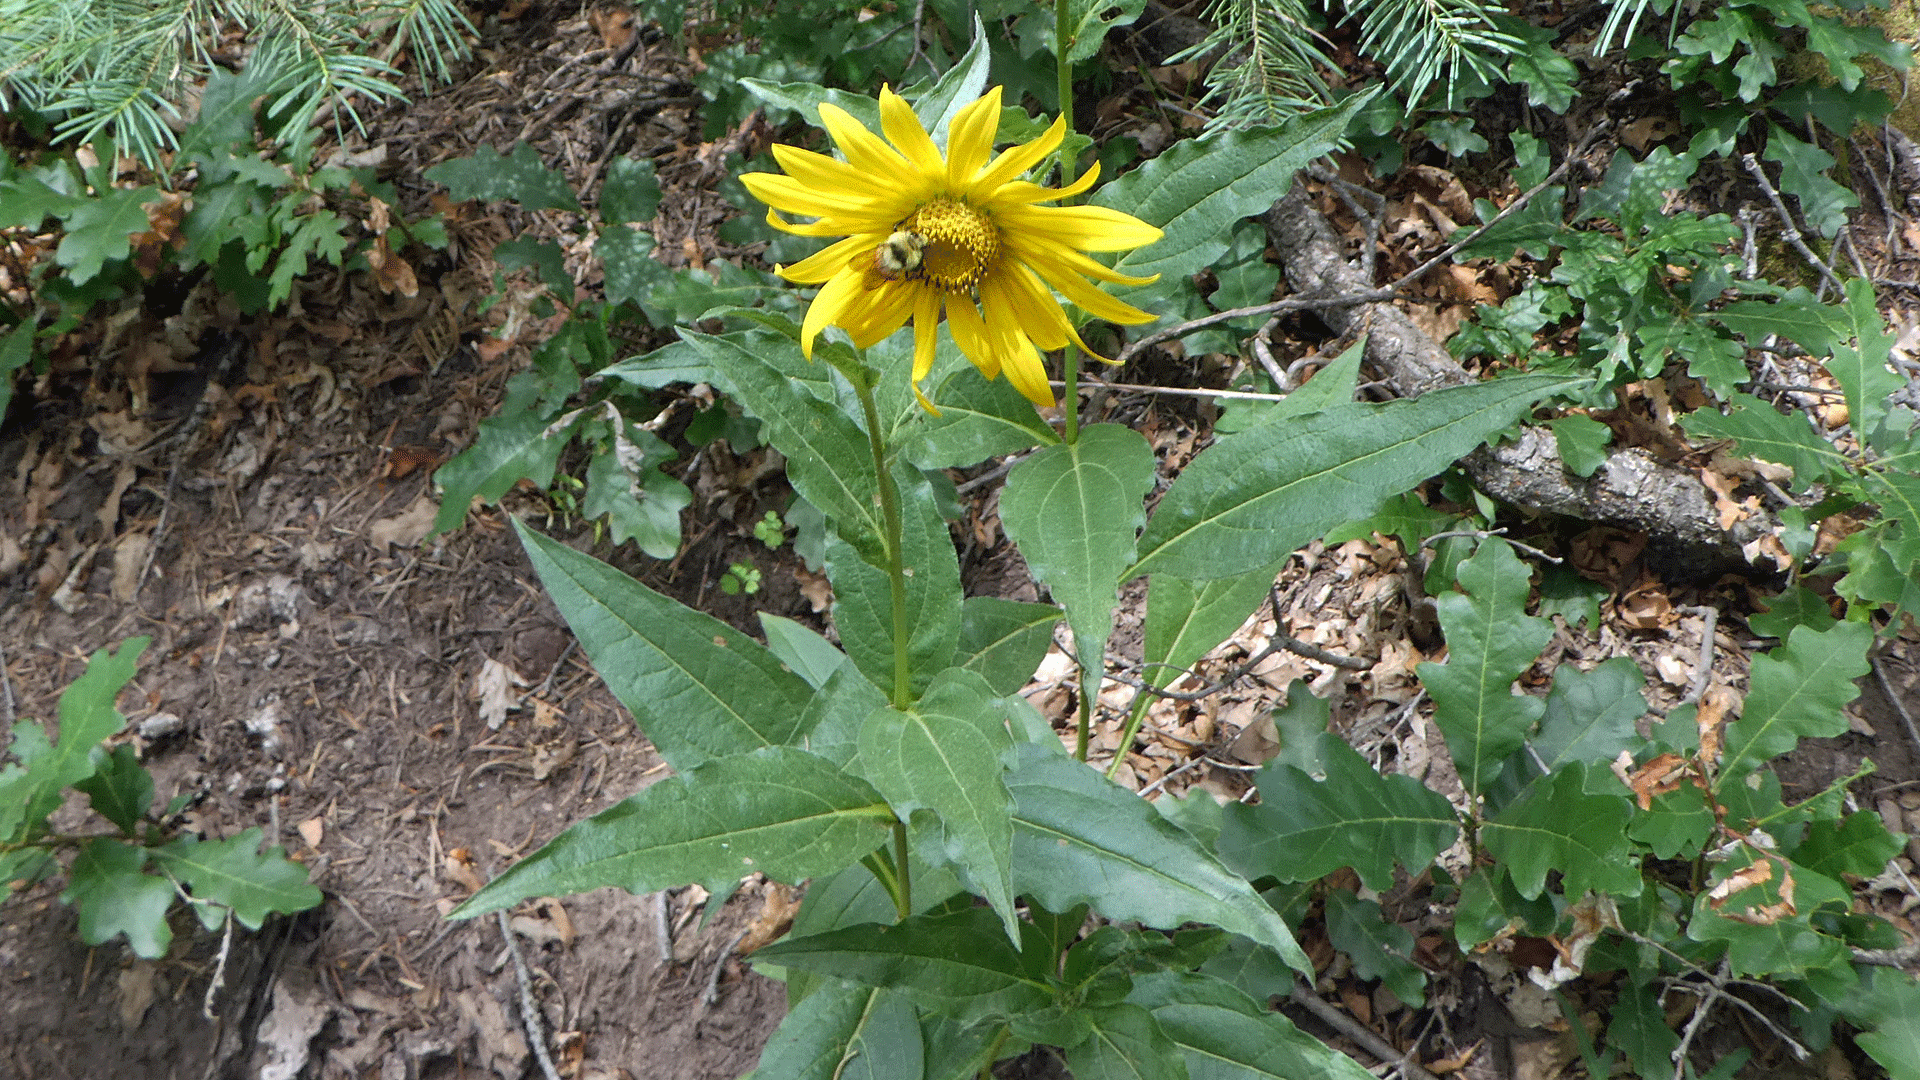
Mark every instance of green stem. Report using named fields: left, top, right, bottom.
left=977, top=1025, right=1013, bottom=1080
left=1105, top=691, right=1154, bottom=779
left=893, top=820, right=912, bottom=917
left=852, top=376, right=912, bottom=710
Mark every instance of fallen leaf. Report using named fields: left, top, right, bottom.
left=475, top=658, right=527, bottom=730
left=368, top=494, right=437, bottom=551
left=445, top=848, right=487, bottom=893
left=297, top=817, right=324, bottom=848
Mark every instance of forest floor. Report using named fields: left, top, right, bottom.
left=6, top=4, right=1920, bottom=1080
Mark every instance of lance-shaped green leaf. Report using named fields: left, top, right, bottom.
left=754, top=981, right=924, bottom=1080
left=151, top=827, right=323, bottom=930
left=1141, top=566, right=1283, bottom=693
left=1000, top=424, right=1156, bottom=709
left=954, top=598, right=1062, bottom=696
left=1483, top=763, right=1640, bottom=900
left=1093, top=96, right=1371, bottom=285
left=827, top=468, right=962, bottom=698
left=1006, top=747, right=1310, bottom=973
left=1, top=637, right=147, bottom=839
left=1681, top=392, right=1845, bottom=491
left=1218, top=732, right=1458, bottom=893
left=911, top=13, right=991, bottom=144
left=687, top=329, right=886, bottom=564
left=754, top=907, right=1054, bottom=1024
left=1131, top=375, right=1583, bottom=582
left=902, top=362, right=1057, bottom=469
left=759, top=613, right=849, bottom=690
left=454, top=747, right=891, bottom=918
left=1716, top=620, right=1871, bottom=789
left=1064, top=1003, right=1188, bottom=1080
left=516, top=521, right=815, bottom=771
left=1129, top=972, right=1380, bottom=1080
left=63, top=839, right=175, bottom=959
left=858, top=670, right=1017, bottom=938
left=800, top=664, right=891, bottom=770
left=1416, top=538, right=1553, bottom=796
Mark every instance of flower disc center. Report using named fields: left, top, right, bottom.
left=903, top=200, right=998, bottom=292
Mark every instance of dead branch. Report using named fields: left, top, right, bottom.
left=1257, top=185, right=1769, bottom=575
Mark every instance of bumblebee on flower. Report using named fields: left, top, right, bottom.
left=741, top=86, right=1163, bottom=412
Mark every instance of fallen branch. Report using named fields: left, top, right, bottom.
left=1257, top=184, right=1768, bottom=574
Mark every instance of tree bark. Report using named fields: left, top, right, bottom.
left=1258, top=184, right=1767, bottom=576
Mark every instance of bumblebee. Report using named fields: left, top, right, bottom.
left=862, top=230, right=926, bottom=290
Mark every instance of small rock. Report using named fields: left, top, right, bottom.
left=137, top=712, right=185, bottom=739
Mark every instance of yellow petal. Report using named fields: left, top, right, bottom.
left=739, top=173, right=882, bottom=219
left=972, top=115, right=1066, bottom=194
left=1008, top=234, right=1161, bottom=288
left=988, top=160, right=1101, bottom=205
left=947, top=297, right=998, bottom=378
left=989, top=264, right=1071, bottom=351
left=911, top=290, right=941, bottom=385
left=945, top=86, right=1002, bottom=189
left=1000, top=203, right=1164, bottom=251
left=818, top=102, right=913, bottom=179
left=780, top=234, right=879, bottom=283
left=770, top=144, right=900, bottom=203
left=841, top=278, right=916, bottom=347
left=802, top=271, right=866, bottom=357
left=978, top=277, right=1055, bottom=405
left=879, top=87, right=946, bottom=179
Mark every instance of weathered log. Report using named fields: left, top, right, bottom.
left=1259, top=184, right=1766, bottom=575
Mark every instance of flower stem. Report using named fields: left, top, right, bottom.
left=851, top=376, right=913, bottom=710
left=977, top=1026, right=1013, bottom=1080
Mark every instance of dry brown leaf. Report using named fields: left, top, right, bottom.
left=739, top=882, right=803, bottom=954
left=1625, top=752, right=1693, bottom=809
left=109, top=532, right=148, bottom=602
left=475, top=657, right=527, bottom=730
left=297, top=817, right=325, bottom=848
left=1706, top=857, right=1772, bottom=907
left=368, top=494, right=437, bottom=551
left=588, top=6, right=637, bottom=50
left=444, top=847, right=487, bottom=893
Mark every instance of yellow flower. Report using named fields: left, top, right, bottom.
left=740, top=86, right=1162, bottom=411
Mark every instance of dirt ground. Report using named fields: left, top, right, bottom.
left=8, top=5, right=1920, bottom=1080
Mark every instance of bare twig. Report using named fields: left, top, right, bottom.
left=1420, top=528, right=1563, bottom=565
left=1050, top=378, right=1292, bottom=403
left=202, top=909, right=234, bottom=1020
left=1683, top=605, right=1718, bottom=706
left=0, top=641, right=14, bottom=724
left=1289, top=983, right=1442, bottom=1080
left=497, top=909, right=564, bottom=1080
left=653, top=890, right=675, bottom=964
left=1739, top=153, right=1844, bottom=294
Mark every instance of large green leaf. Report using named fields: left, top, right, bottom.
left=1416, top=538, right=1553, bottom=796
left=1000, top=424, right=1156, bottom=711
left=826, top=469, right=962, bottom=698
left=754, top=907, right=1054, bottom=1024
left=759, top=613, right=849, bottom=690
left=1687, top=849, right=1851, bottom=980
left=1848, top=971, right=1920, bottom=1080
left=1129, top=972, right=1379, bottom=1080
left=1681, top=393, right=1846, bottom=492
left=1093, top=96, right=1371, bottom=286
left=1534, top=656, right=1648, bottom=771
left=1141, top=566, right=1283, bottom=693
left=1791, top=810, right=1905, bottom=880
left=1482, top=764, right=1640, bottom=900
left=954, top=598, right=1061, bottom=696
left=753, top=981, right=924, bottom=1080
left=63, top=839, right=174, bottom=959
left=1006, top=747, right=1310, bottom=972
left=454, top=747, right=891, bottom=918
left=0, top=637, right=147, bottom=840
left=1064, top=1003, right=1189, bottom=1080
left=151, top=827, right=323, bottom=930
left=1218, top=732, right=1458, bottom=893
left=1131, top=375, right=1582, bottom=582
left=516, top=521, right=816, bottom=771
left=687, top=329, right=887, bottom=565
left=858, top=670, right=1017, bottom=938
left=902, top=362, right=1057, bottom=470
left=1715, top=620, right=1871, bottom=788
